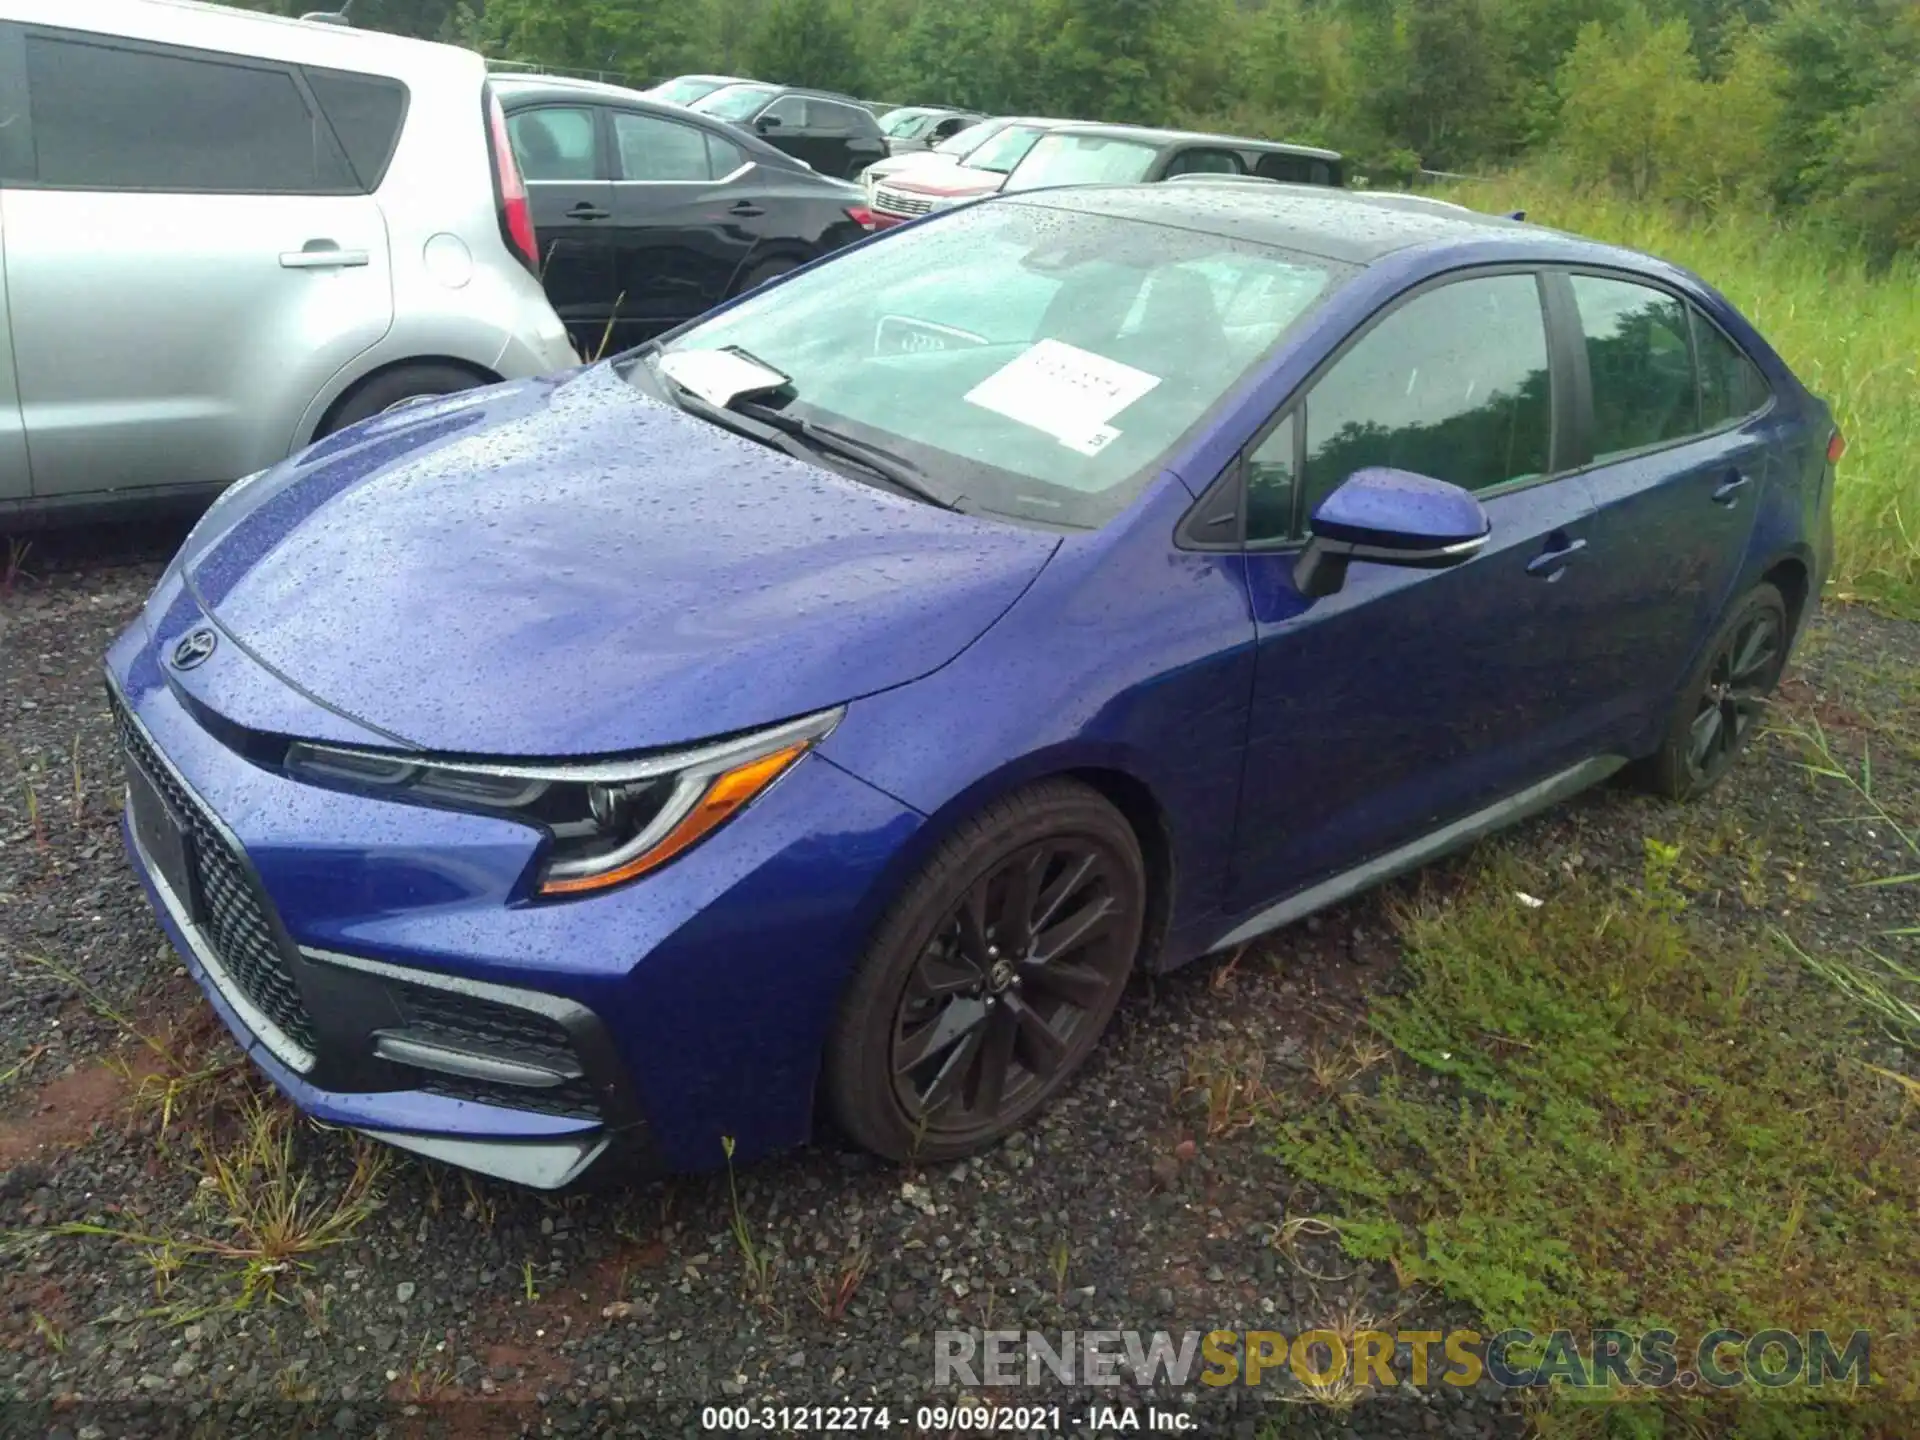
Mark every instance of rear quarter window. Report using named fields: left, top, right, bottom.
left=303, top=68, right=408, bottom=191
left=24, top=33, right=354, bottom=193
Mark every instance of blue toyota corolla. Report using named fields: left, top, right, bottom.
left=107, top=184, right=1838, bottom=1188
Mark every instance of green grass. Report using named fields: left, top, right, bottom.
left=1442, top=174, right=1920, bottom=618
left=1267, top=842, right=1920, bottom=1431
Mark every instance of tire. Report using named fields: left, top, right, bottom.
left=319, top=363, right=485, bottom=437
left=825, top=780, right=1147, bottom=1163
left=735, top=257, right=800, bottom=296
left=1633, top=582, right=1790, bottom=800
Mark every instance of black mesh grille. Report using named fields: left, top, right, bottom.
left=112, top=692, right=319, bottom=1056
left=392, top=983, right=601, bottom=1120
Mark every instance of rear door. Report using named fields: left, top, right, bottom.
left=607, top=110, right=761, bottom=347
left=813, top=99, right=886, bottom=179
left=1551, top=269, right=1772, bottom=743
left=4, top=25, right=393, bottom=499
left=506, top=102, right=616, bottom=355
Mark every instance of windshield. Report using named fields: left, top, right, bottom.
left=1005, top=134, right=1159, bottom=191
left=963, top=124, right=1048, bottom=174
left=639, top=202, right=1347, bottom=529
left=652, top=77, right=728, bottom=106
left=692, top=84, right=779, bottom=121
left=882, top=109, right=932, bottom=137
left=938, top=120, right=999, bottom=156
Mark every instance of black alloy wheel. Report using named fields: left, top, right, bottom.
left=827, top=781, right=1145, bottom=1161
left=1638, top=581, right=1790, bottom=800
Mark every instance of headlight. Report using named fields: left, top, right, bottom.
left=283, top=708, right=841, bottom=897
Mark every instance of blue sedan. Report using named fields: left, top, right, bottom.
left=106, top=184, right=1838, bottom=1187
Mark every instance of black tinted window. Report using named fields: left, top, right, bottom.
left=26, top=36, right=349, bottom=193
left=1693, top=308, right=1770, bottom=429
left=813, top=101, right=871, bottom=134
left=1571, top=274, right=1697, bottom=459
left=304, top=68, right=406, bottom=191
left=1165, top=148, right=1245, bottom=177
left=612, top=111, right=710, bottom=181
left=1257, top=152, right=1335, bottom=185
left=1301, top=274, right=1552, bottom=517
left=507, top=106, right=598, bottom=181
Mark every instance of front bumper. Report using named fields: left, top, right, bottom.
left=104, top=602, right=923, bottom=1179
left=113, top=679, right=640, bottom=1188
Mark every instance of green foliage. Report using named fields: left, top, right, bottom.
left=1267, top=848, right=1920, bottom=1416
left=321, top=0, right=1920, bottom=257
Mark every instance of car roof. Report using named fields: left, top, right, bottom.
left=1003, top=182, right=1573, bottom=265
left=701, top=81, right=865, bottom=104
left=20, top=0, right=482, bottom=77
left=1037, top=122, right=1343, bottom=162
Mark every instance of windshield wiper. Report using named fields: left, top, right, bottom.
left=638, top=353, right=966, bottom=514
left=729, top=400, right=965, bottom=513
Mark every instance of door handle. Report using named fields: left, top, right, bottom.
left=1525, top=536, right=1587, bottom=578
left=566, top=203, right=610, bottom=220
left=279, top=242, right=369, bottom=269
left=1711, top=470, right=1750, bottom=505
left=728, top=201, right=765, bottom=217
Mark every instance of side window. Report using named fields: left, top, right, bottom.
left=813, top=101, right=865, bottom=135
left=1693, top=307, right=1771, bottom=430
left=1245, top=415, right=1296, bottom=543
left=303, top=67, right=407, bottom=191
left=507, top=106, right=598, bottom=182
left=612, top=111, right=711, bottom=182
left=1570, top=274, right=1696, bottom=460
left=25, top=35, right=351, bottom=193
left=1165, top=148, right=1244, bottom=177
left=932, top=117, right=969, bottom=141
left=1256, top=152, right=1335, bottom=186
left=706, top=132, right=746, bottom=178
left=763, top=95, right=808, bottom=128
left=1299, top=274, right=1552, bottom=518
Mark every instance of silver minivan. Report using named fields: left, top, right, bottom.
left=0, top=0, right=579, bottom=522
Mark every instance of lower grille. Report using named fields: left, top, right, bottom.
left=389, top=981, right=601, bottom=1120
left=112, top=691, right=319, bottom=1057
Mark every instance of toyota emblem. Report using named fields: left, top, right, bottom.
left=171, top=628, right=218, bottom=670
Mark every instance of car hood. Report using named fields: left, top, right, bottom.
left=886, top=167, right=1006, bottom=199
left=181, top=364, right=1058, bottom=756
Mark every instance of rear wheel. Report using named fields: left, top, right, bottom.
left=825, top=781, right=1145, bottom=1163
left=735, top=257, right=800, bottom=296
left=319, top=363, right=485, bottom=437
left=1635, top=582, right=1789, bottom=800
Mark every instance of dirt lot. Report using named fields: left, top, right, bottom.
left=1, top=524, right=1914, bottom=1438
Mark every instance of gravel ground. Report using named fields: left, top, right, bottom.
left=1, top=525, right=1914, bottom=1439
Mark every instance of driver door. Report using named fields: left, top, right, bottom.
left=1225, top=271, right=1610, bottom=918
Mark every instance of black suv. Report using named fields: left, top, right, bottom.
left=688, top=83, right=888, bottom=180
left=494, top=77, right=870, bottom=353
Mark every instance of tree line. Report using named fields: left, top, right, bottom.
left=243, top=0, right=1919, bottom=259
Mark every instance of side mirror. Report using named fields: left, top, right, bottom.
left=756, top=115, right=782, bottom=132
left=1292, top=467, right=1490, bottom=598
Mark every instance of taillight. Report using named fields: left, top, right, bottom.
left=845, top=205, right=875, bottom=230
left=484, top=88, right=539, bottom=274
left=1827, top=429, right=1846, bottom=464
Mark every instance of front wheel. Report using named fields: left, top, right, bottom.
left=1635, top=581, right=1789, bottom=800
left=825, top=780, right=1146, bottom=1163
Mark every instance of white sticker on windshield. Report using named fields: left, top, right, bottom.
left=962, top=340, right=1160, bottom=454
